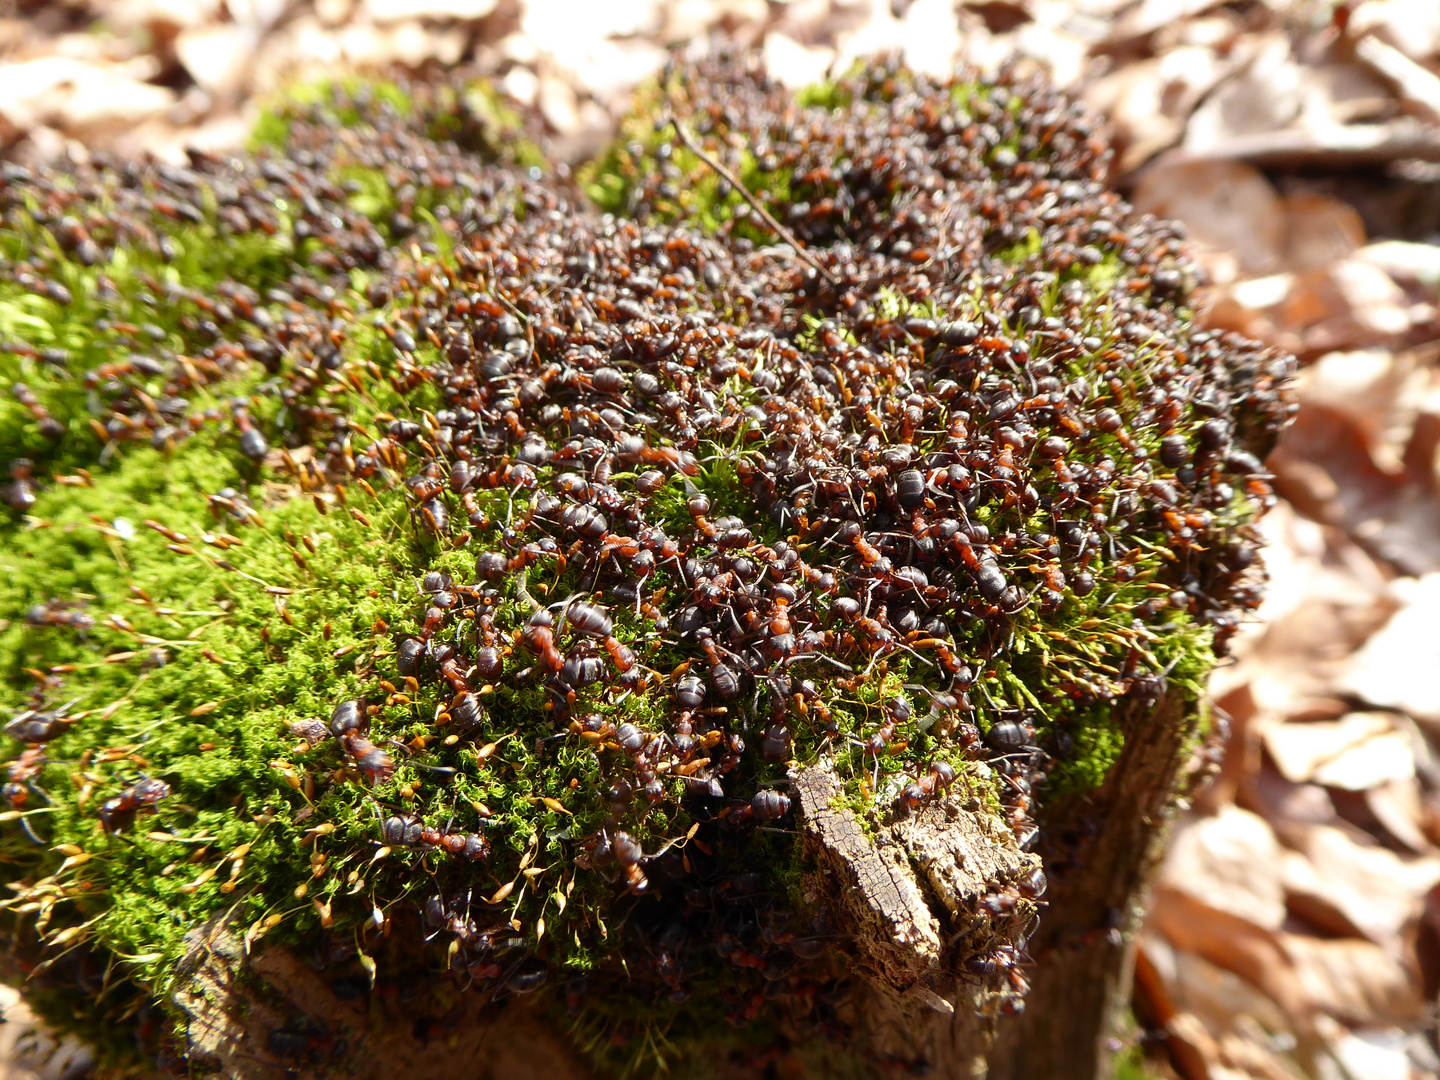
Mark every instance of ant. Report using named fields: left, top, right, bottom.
left=382, top=811, right=490, bottom=861
left=2, top=458, right=37, bottom=512
left=230, top=400, right=269, bottom=463
left=593, top=829, right=649, bottom=895
left=24, top=602, right=96, bottom=633
left=98, top=777, right=171, bottom=832
left=342, top=733, right=394, bottom=785
left=967, top=944, right=1032, bottom=1017
left=520, top=609, right=563, bottom=675
left=895, top=760, right=957, bottom=814
left=3, top=747, right=54, bottom=843
left=563, top=600, right=637, bottom=678
left=5, top=699, right=78, bottom=744
left=329, top=699, right=393, bottom=784
left=727, top=788, right=792, bottom=824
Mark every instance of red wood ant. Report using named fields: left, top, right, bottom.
left=520, top=609, right=563, bottom=674
left=896, top=760, right=957, bottom=813
left=383, top=812, right=490, bottom=861
left=729, top=788, right=792, bottom=824
left=99, top=777, right=171, bottom=832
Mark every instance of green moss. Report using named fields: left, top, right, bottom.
left=0, top=217, right=299, bottom=474
left=578, top=76, right=799, bottom=245
left=794, top=81, right=853, bottom=111
left=251, top=74, right=416, bottom=148
left=1112, top=1011, right=1170, bottom=1080
left=1, top=438, right=386, bottom=964
left=254, top=74, right=543, bottom=170
left=996, top=227, right=1043, bottom=265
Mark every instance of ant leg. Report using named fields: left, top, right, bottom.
left=19, top=815, right=45, bottom=845
left=512, top=569, right=542, bottom=613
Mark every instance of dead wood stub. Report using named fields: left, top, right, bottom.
left=173, top=916, right=593, bottom=1080
left=791, top=761, right=1039, bottom=996
left=167, top=696, right=1195, bottom=1080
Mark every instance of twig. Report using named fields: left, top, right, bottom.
left=1356, top=35, right=1440, bottom=124
left=667, top=114, right=839, bottom=285
left=1168, top=117, right=1440, bottom=168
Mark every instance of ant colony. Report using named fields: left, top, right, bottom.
left=0, top=51, right=1290, bottom=1072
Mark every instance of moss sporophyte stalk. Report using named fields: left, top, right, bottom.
left=0, top=55, right=1291, bottom=1075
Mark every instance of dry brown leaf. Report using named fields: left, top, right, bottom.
left=1103, top=0, right=1230, bottom=44
left=1320, top=1022, right=1416, bottom=1080
left=1282, top=933, right=1425, bottom=1028
left=1132, top=158, right=1284, bottom=282
left=906, top=0, right=975, bottom=80
left=1248, top=760, right=1338, bottom=827
left=1201, top=272, right=1293, bottom=341
left=365, top=0, right=500, bottom=19
left=1280, top=260, right=1413, bottom=352
left=330, top=18, right=467, bottom=68
left=537, top=75, right=582, bottom=134
left=1182, top=34, right=1305, bottom=155
left=522, top=0, right=663, bottom=54
left=1296, top=348, right=1430, bottom=477
left=1342, top=574, right=1440, bottom=726
left=0, top=56, right=176, bottom=138
left=1300, top=63, right=1395, bottom=126
left=1141, top=932, right=1297, bottom=1055
left=1281, top=191, right=1367, bottom=272
left=1152, top=10, right=1245, bottom=52
left=1349, top=0, right=1440, bottom=62
left=1159, top=806, right=1287, bottom=930
left=762, top=32, right=836, bottom=89
left=1135, top=935, right=1217, bottom=1080
left=1355, top=35, right=1440, bottom=123
left=1216, top=1026, right=1310, bottom=1080
left=1085, top=45, right=1238, bottom=170
left=1365, top=777, right=1432, bottom=853
left=315, top=0, right=355, bottom=26
left=1151, top=887, right=1314, bottom=1027
left=1280, top=822, right=1440, bottom=949
left=1311, top=729, right=1415, bottom=790
left=1270, top=406, right=1440, bottom=574
left=175, top=25, right=257, bottom=98
left=1263, top=712, right=1412, bottom=788
left=563, top=39, right=670, bottom=107
left=1004, top=20, right=1090, bottom=88
left=105, top=0, right=223, bottom=33
left=1207, top=503, right=1393, bottom=721
left=1085, top=59, right=1182, bottom=169
left=1164, top=1011, right=1222, bottom=1080
left=1152, top=888, right=1425, bottom=1031
left=1168, top=117, right=1440, bottom=170
left=1141, top=936, right=1316, bottom=1080
left=269, top=17, right=346, bottom=77
left=659, top=0, right=770, bottom=45
left=1359, top=240, right=1440, bottom=290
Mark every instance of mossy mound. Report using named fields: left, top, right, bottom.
left=0, top=57, right=1291, bottom=1076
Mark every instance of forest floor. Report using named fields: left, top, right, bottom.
left=3, top=1, right=1440, bottom=1078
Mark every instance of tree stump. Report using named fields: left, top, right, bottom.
left=171, top=695, right=1194, bottom=1080
left=0, top=54, right=1293, bottom=1080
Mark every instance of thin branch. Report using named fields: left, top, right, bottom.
left=667, top=114, right=840, bottom=285
left=1357, top=35, right=1440, bottom=124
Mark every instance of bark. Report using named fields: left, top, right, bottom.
left=171, top=692, right=1194, bottom=1080
left=173, top=916, right=593, bottom=1080
left=989, top=692, right=1193, bottom=1080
